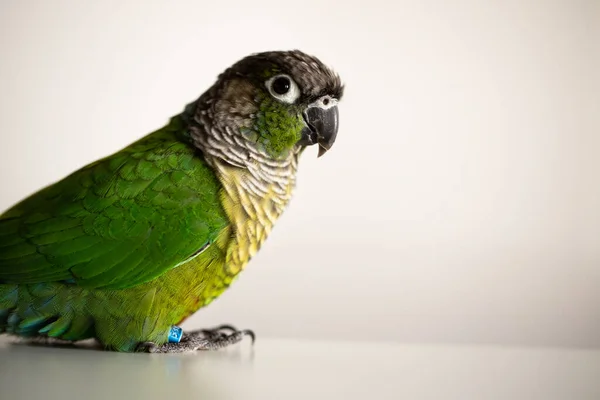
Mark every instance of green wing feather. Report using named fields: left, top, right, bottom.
left=0, top=117, right=229, bottom=290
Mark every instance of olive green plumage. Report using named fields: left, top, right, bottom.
left=0, top=118, right=235, bottom=351
left=0, top=118, right=226, bottom=289
left=252, top=94, right=305, bottom=157
left=0, top=50, right=343, bottom=352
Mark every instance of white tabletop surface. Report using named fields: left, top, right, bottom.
left=0, top=335, right=598, bottom=399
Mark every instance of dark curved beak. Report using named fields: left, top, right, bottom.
left=298, top=104, right=339, bottom=157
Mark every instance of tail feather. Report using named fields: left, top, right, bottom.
left=17, top=316, right=58, bottom=337
left=0, top=283, right=95, bottom=341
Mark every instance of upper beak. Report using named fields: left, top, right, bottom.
left=298, top=100, right=339, bottom=157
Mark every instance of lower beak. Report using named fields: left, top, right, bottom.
left=298, top=105, right=339, bottom=157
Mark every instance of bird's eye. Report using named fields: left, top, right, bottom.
left=272, top=77, right=290, bottom=94
left=265, top=74, right=300, bottom=104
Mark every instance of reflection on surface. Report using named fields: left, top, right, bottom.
left=2, top=336, right=600, bottom=400
left=1, top=338, right=255, bottom=399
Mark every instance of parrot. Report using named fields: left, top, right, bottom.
left=0, top=50, right=343, bottom=353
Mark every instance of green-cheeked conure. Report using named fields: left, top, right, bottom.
left=0, top=50, right=343, bottom=353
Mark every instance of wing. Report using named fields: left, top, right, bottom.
left=0, top=120, right=229, bottom=290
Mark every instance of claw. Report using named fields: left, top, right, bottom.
left=200, top=324, right=237, bottom=334
left=213, top=324, right=238, bottom=332
left=198, top=324, right=240, bottom=340
left=241, top=329, right=255, bottom=345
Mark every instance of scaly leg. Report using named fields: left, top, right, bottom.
left=138, top=324, right=255, bottom=353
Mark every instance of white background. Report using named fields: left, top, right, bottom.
left=0, top=0, right=598, bottom=348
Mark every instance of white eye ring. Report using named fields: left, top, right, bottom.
left=265, top=74, right=301, bottom=104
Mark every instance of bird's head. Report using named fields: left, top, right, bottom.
left=191, top=50, right=344, bottom=162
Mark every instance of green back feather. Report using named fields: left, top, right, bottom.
left=0, top=116, right=229, bottom=290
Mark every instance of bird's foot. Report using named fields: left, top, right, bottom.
left=138, top=324, right=255, bottom=353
